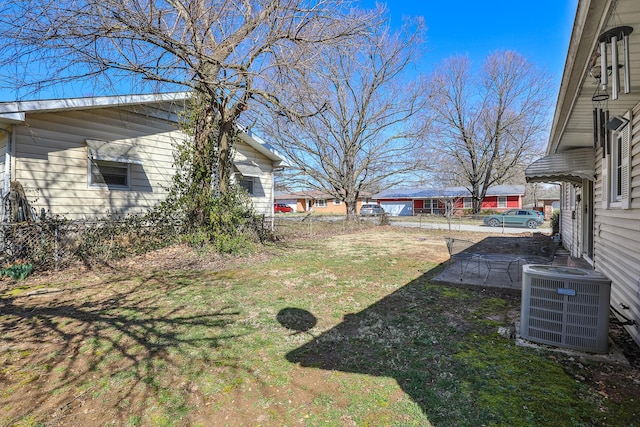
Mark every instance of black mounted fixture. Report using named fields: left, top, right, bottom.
left=605, top=115, right=629, bottom=132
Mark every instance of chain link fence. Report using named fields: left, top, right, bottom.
left=0, top=217, right=183, bottom=270
left=0, top=213, right=276, bottom=271
left=272, top=214, right=382, bottom=239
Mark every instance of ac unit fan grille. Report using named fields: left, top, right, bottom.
left=520, top=267, right=611, bottom=354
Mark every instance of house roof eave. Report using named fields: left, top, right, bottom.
left=237, top=129, right=287, bottom=167
left=0, top=92, right=287, bottom=167
left=0, top=92, right=190, bottom=116
left=548, top=0, right=613, bottom=155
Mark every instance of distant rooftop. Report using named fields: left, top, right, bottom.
left=373, top=185, right=525, bottom=199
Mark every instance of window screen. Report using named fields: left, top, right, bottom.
left=239, top=178, right=254, bottom=195
left=90, top=160, right=130, bottom=189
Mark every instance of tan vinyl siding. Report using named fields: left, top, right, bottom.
left=13, top=105, right=183, bottom=218
left=559, top=183, right=577, bottom=254
left=0, top=130, right=6, bottom=194
left=593, top=101, right=640, bottom=345
left=234, top=138, right=274, bottom=215
left=12, top=103, right=277, bottom=219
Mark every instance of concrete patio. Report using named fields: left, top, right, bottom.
left=431, top=235, right=593, bottom=293
left=431, top=235, right=630, bottom=365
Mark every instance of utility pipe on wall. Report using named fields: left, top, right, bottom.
left=1, top=126, right=11, bottom=196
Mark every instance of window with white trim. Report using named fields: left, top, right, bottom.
left=239, top=178, right=254, bottom=195
left=89, top=160, right=130, bottom=189
left=498, top=196, right=507, bottom=208
left=463, top=197, right=472, bottom=209
left=333, top=199, right=341, bottom=205
left=316, top=199, right=327, bottom=208
left=87, top=139, right=142, bottom=190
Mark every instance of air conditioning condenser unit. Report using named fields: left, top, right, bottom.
left=520, top=265, right=611, bottom=354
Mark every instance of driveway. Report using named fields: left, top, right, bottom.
left=275, top=214, right=552, bottom=235
left=388, top=219, right=549, bottom=234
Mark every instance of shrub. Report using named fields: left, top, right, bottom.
left=550, top=210, right=560, bottom=235
left=0, top=262, right=33, bottom=280
left=0, top=211, right=183, bottom=270
left=378, top=212, right=390, bottom=226
left=73, top=213, right=181, bottom=265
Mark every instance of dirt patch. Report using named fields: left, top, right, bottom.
left=610, top=318, right=640, bottom=370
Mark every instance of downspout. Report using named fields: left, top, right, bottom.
left=270, top=168, right=275, bottom=230
left=271, top=166, right=284, bottom=231
left=552, top=182, right=563, bottom=243
left=558, top=184, right=563, bottom=241
left=1, top=127, right=10, bottom=191
left=0, top=126, right=12, bottom=221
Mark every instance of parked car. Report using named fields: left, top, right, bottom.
left=274, top=203, right=293, bottom=213
left=360, top=204, right=384, bottom=216
left=483, top=209, right=544, bottom=229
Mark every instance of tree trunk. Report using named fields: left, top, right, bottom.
left=187, top=99, right=236, bottom=225
left=191, top=104, right=216, bottom=225
left=345, top=200, right=358, bottom=221
left=473, top=195, right=482, bottom=215
left=217, top=120, right=235, bottom=196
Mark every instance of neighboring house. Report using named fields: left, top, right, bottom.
left=536, top=192, right=561, bottom=220
left=373, top=185, right=525, bottom=216
left=525, top=0, right=640, bottom=346
left=0, top=93, right=285, bottom=220
left=275, top=190, right=373, bottom=214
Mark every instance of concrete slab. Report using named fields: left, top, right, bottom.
left=515, top=335, right=630, bottom=366
left=432, top=253, right=552, bottom=293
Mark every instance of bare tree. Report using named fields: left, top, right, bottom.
left=427, top=51, right=550, bottom=213
left=0, top=0, right=374, bottom=222
left=260, top=14, right=431, bottom=220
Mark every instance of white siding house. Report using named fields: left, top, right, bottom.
left=0, top=93, right=285, bottom=220
left=525, top=0, right=640, bottom=346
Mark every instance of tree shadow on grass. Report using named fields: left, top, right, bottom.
left=285, top=265, right=486, bottom=425
left=0, top=270, right=245, bottom=425
left=284, top=250, right=598, bottom=426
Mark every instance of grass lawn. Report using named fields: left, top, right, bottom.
left=0, top=226, right=638, bottom=426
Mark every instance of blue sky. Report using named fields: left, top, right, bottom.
left=360, top=0, right=579, bottom=92
left=0, top=1, right=579, bottom=101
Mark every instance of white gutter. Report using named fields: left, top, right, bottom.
left=0, top=92, right=189, bottom=116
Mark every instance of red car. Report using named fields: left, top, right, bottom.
left=274, top=203, right=293, bottom=213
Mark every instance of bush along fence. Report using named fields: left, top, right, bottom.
left=0, top=212, right=275, bottom=275
left=0, top=216, right=183, bottom=272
